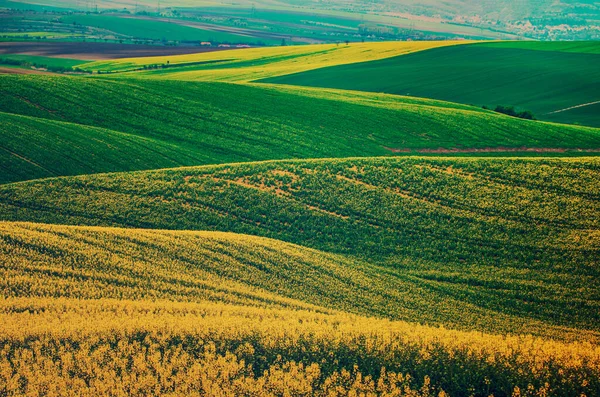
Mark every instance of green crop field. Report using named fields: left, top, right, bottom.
left=263, top=41, right=600, bottom=127
left=478, top=41, right=600, bottom=54
left=0, top=111, right=194, bottom=183
left=0, top=54, right=87, bottom=70
left=60, top=14, right=279, bottom=45
left=2, top=74, right=600, bottom=183
left=1, top=39, right=599, bottom=397
left=2, top=0, right=514, bottom=41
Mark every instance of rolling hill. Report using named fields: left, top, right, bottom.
left=1, top=157, right=598, bottom=340
left=1, top=220, right=599, bottom=396
left=2, top=74, right=600, bottom=183
left=0, top=111, right=193, bottom=183
left=263, top=41, right=600, bottom=127
left=60, top=14, right=280, bottom=45
left=1, top=39, right=599, bottom=397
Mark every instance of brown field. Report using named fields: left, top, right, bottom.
left=0, top=66, right=51, bottom=74
left=0, top=41, right=230, bottom=60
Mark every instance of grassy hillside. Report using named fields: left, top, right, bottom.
left=478, top=41, right=600, bottom=54
left=4, top=0, right=514, bottom=39
left=263, top=41, right=600, bottom=127
left=60, top=14, right=279, bottom=45
left=1, top=157, right=598, bottom=340
left=2, top=74, right=600, bottom=183
left=0, top=54, right=87, bottom=69
left=1, top=221, right=599, bottom=397
left=0, top=111, right=198, bottom=183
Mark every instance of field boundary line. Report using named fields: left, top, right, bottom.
left=546, top=100, right=600, bottom=115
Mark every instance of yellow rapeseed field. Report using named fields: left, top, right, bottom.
left=1, top=296, right=599, bottom=396
left=79, top=41, right=470, bottom=81
left=0, top=220, right=599, bottom=396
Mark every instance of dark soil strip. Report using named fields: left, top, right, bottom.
left=0, top=41, right=233, bottom=60
left=384, top=146, right=600, bottom=154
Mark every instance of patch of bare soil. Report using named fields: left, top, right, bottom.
left=0, top=66, right=51, bottom=75
left=384, top=146, right=600, bottom=154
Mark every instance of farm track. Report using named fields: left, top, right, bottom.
left=547, top=100, right=600, bottom=115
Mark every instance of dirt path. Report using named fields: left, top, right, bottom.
left=546, top=100, right=600, bottom=115
left=0, top=67, right=51, bottom=75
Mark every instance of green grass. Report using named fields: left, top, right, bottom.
left=263, top=41, right=600, bottom=127
left=0, top=0, right=73, bottom=12
left=3, top=0, right=512, bottom=39
left=60, top=14, right=279, bottom=45
left=1, top=74, right=600, bottom=183
left=0, top=111, right=197, bottom=183
left=0, top=54, right=87, bottom=69
left=478, top=41, right=600, bottom=54
left=1, top=157, right=598, bottom=340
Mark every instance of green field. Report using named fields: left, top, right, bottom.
left=60, top=14, right=279, bottom=45
left=479, top=41, right=600, bottom=54
left=2, top=74, right=600, bottom=183
left=1, top=40, right=599, bottom=396
left=0, top=0, right=72, bottom=12
left=0, top=54, right=87, bottom=69
left=0, top=31, right=79, bottom=39
left=2, top=0, right=515, bottom=40
left=263, top=41, right=600, bottom=127
left=0, top=111, right=195, bottom=183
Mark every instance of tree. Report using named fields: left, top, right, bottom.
left=494, top=105, right=517, bottom=117
left=517, top=110, right=535, bottom=120
left=492, top=105, right=536, bottom=120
